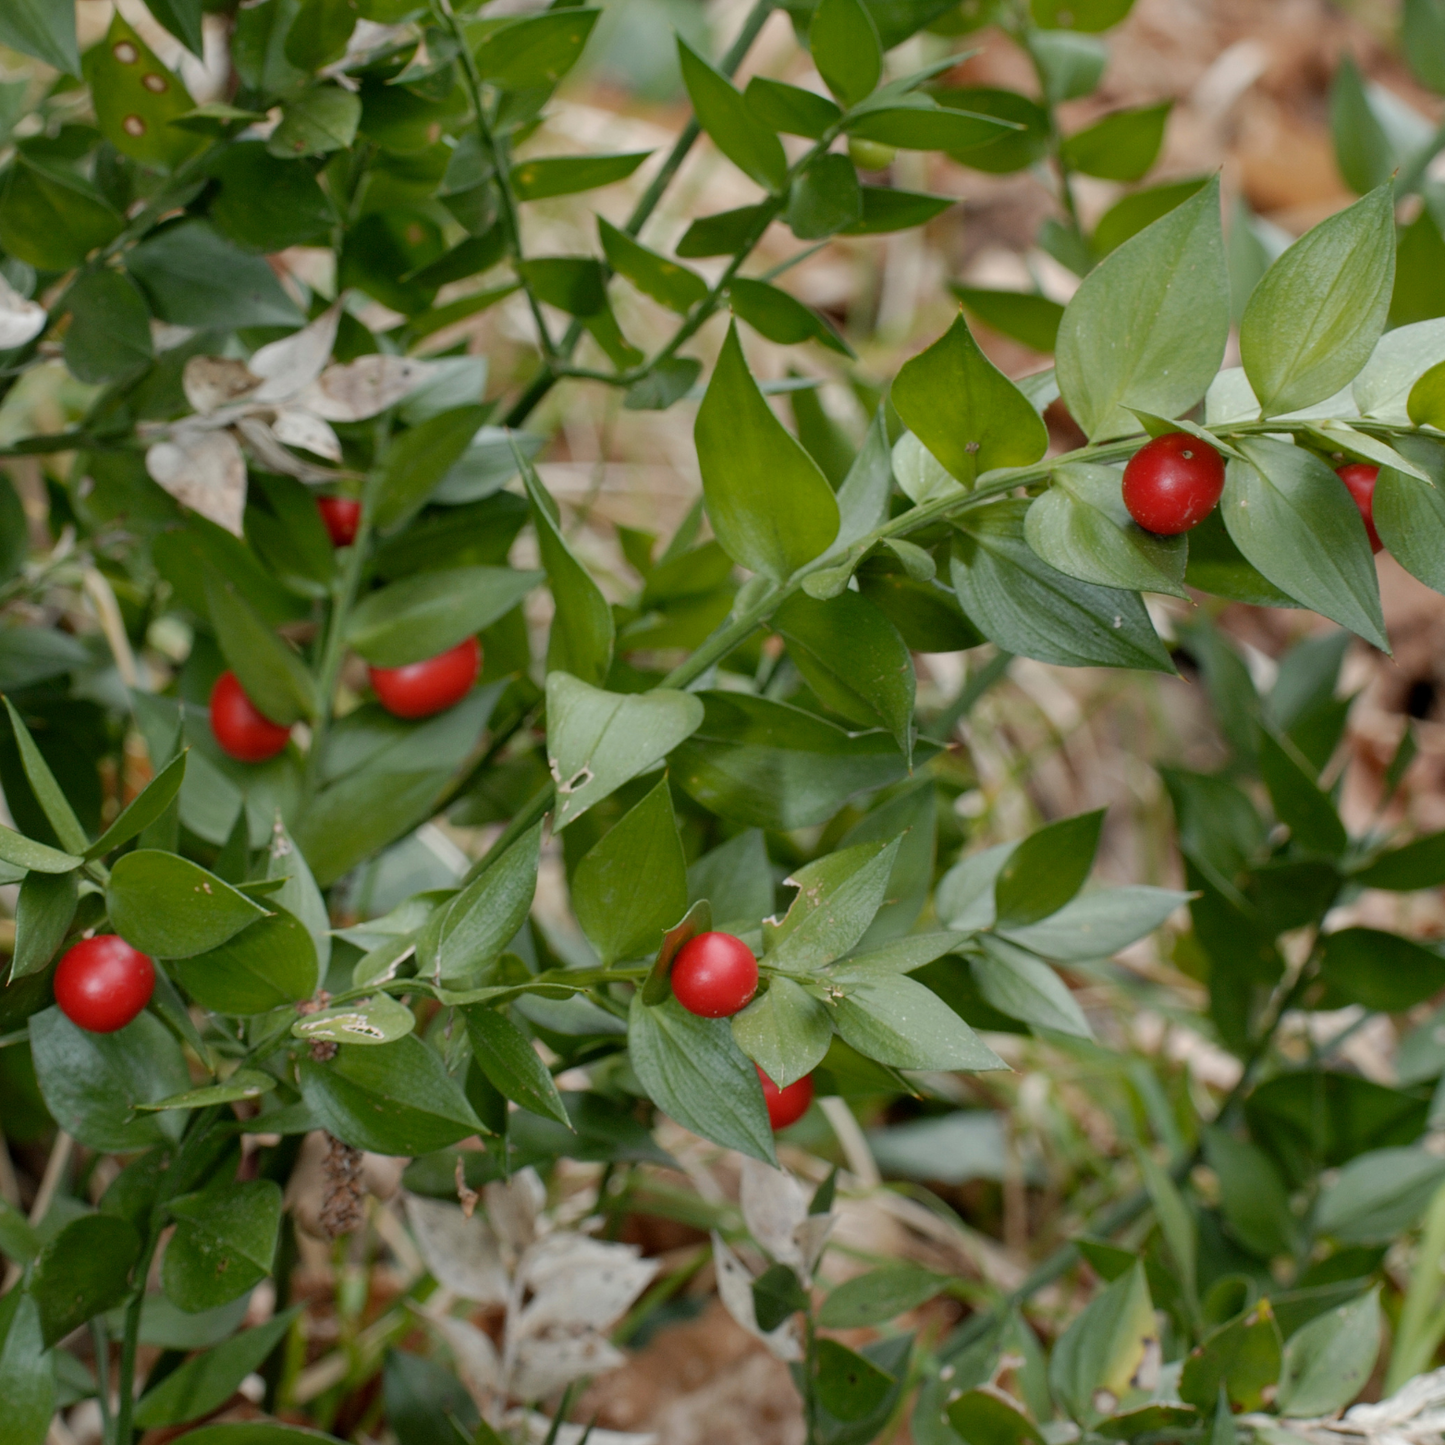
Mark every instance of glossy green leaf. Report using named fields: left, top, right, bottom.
left=815, top=1339, right=895, bottom=1421
left=573, top=778, right=687, bottom=966
left=951, top=503, right=1173, bottom=672
left=767, top=839, right=900, bottom=972
left=1240, top=186, right=1396, bottom=416
left=140, top=1069, right=278, bottom=1112
left=695, top=322, right=839, bottom=579
left=10, top=867, right=77, bottom=981
left=0, top=0, right=78, bottom=74
left=300, top=1036, right=485, bottom=1155
left=1093, top=176, right=1208, bottom=257
left=811, top=0, right=881, bottom=105
left=64, top=267, right=152, bottom=384
left=1057, top=175, right=1227, bottom=439
left=85, top=752, right=186, bottom=861
left=29, top=1007, right=188, bottom=1152
left=1061, top=102, right=1170, bottom=182
left=170, top=906, right=318, bottom=1015
left=108, top=848, right=266, bottom=958
left=786, top=151, right=863, bottom=239
left=677, top=202, right=773, bottom=257
left=745, top=77, right=841, bottom=139
left=1031, top=0, right=1134, bottom=28
left=833, top=972, right=1005, bottom=1070
left=598, top=217, right=707, bottom=313
left=291, top=992, right=416, bottom=1046
left=473, top=9, right=600, bottom=90
left=512, top=151, right=650, bottom=201
left=893, top=311, right=1048, bottom=484
left=677, top=37, right=786, bottom=191
left=5, top=697, right=88, bottom=854
left=463, top=1005, right=569, bottom=1126
left=1027, top=462, right=1187, bottom=596
left=372, top=405, right=489, bottom=534
left=85, top=14, right=201, bottom=171
left=728, top=276, right=850, bottom=355
left=628, top=992, right=776, bottom=1163
left=0, top=1295, right=55, bottom=1445
left=135, top=1305, right=302, bottom=1429
left=935, top=86, right=1050, bottom=173
left=1355, top=829, right=1445, bottom=890
left=995, top=810, right=1103, bottom=925
left=0, top=156, right=122, bottom=270
left=1259, top=727, right=1348, bottom=856
left=1320, top=927, right=1445, bottom=1011
left=31, top=1214, right=140, bottom=1346
left=434, top=823, right=542, bottom=985
left=1221, top=438, right=1387, bottom=650
left=545, top=672, right=703, bottom=829
left=953, top=285, right=1063, bottom=352
left=164, top=1179, right=282, bottom=1312
left=971, top=935, right=1091, bottom=1037
left=284, top=0, right=355, bottom=70
left=843, top=185, right=954, bottom=234
left=731, top=977, right=832, bottom=1090
left=523, top=462, right=614, bottom=686
left=0, top=823, right=79, bottom=875
left=139, top=0, right=204, bottom=59
left=847, top=99, right=1016, bottom=151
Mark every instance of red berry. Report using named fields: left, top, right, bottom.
left=317, top=496, right=361, bottom=548
left=1121, top=432, right=1226, bottom=535
left=369, top=636, right=481, bottom=720
left=210, top=670, right=290, bottom=763
left=54, top=935, right=155, bottom=1033
left=671, top=932, right=759, bottom=1018
left=1336, top=464, right=1383, bottom=553
left=757, top=1065, right=813, bottom=1131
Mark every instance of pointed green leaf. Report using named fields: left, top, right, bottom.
left=598, top=217, right=708, bottom=313
left=4, top=698, right=88, bottom=854
left=0, top=0, right=78, bottom=75
left=107, top=848, right=267, bottom=958
left=85, top=752, right=186, bottom=860
left=732, top=976, right=833, bottom=1089
left=677, top=37, right=787, bottom=191
left=811, top=0, right=882, bottom=106
left=462, top=1005, right=570, bottom=1126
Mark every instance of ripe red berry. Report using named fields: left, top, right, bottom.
left=210, top=670, right=291, bottom=763
left=1121, top=432, right=1226, bottom=536
left=54, top=935, right=155, bottom=1033
left=757, top=1064, right=813, bottom=1131
left=317, top=495, right=361, bottom=548
left=369, top=636, right=481, bottom=720
left=1336, top=464, right=1383, bottom=553
left=671, top=932, right=758, bottom=1018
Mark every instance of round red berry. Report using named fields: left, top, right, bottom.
left=369, top=636, right=481, bottom=720
left=757, top=1064, right=813, bottom=1131
left=210, top=670, right=291, bottom=763
left=1121, top=432, right=1226, bottom=536
left=1336, top=464, right=1383, bottom=553
left=317, top=495, right=361, bottom=548
left=54, top=935, right=155, bottom=1033
left=671, top=932, right=758, bottom=1018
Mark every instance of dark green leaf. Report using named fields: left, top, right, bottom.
left=745, top=76, right=841, bottom=138
left=728, top=276, right=851, bottom=355
left=10, top=867, right=77, bottom=981
left=811, top=0, right=881, bottom=105
left=815, top=1338, right=895, bottom=1421
left=1179, top=1301, right=1283, bottom=1412
left=752, top=1263, right=810, bottom=1331
left=1061, top=102, right=1171, bottom=182
left=463, top=1006, right=569, bottom=1127
left=267, top=85, right=361, bottom=158
left=677, top=202, right=773, bottom=257
left=1355, top=830, right=1445, bottom=890
left=598, top=217, right=707, bottom=313
left=946, top=1389, right=1045, bottom=1445
left=934, top=86, right=1049, bottom=173
left=205, top=574, right=315, bottom=727
left=786, top=151, right=863, bottom=240
left=842, top=185, right=954, bottom=234
left=1092, top=176, right=1208, bottom=259
left=209, top=144, right=334, bottom=248
left=994, top=810, right=1103, bottom=925
left=170, top=905, right=318, bottom=1015
left=1320, top=927, right=1445, bottom=1011
left=107, top=849, right=266, bottom=958
left=1259, top=727, right=1348, bottom=856
left=164, top=1178, right=282, bottom=1312
left=1183, top=507, right=1299, bottom=608
left=1331, top=57, right=1394, bottom=195
left=953, top=285, right=1063, bottom=352
left=473, top=9, right=600, bottom=90
left=0, top=1295, right=55, bottom=1445
left=1030, top=0, right=1133, bottom=28
left=85, top=753, right=186, bottom=860
left=819, top=1264, right=948, bottom=1327
left=0, top=156, right=122, bottom=270
left=677, top=37, right=786, bottom=191
left=64, top=268, right=152, bottom=384
left=373, top=405, right=489, bottom=533
left=5, top=698, right=88, bottom=854
left=512, top=151, right=650, bottom=201
left=1204, top=1127, right=1295, bottom=1259
left=30, top=1214, right=140, bottom=1346
left=1404, top=0, right=1445, bottom=92
left=846, top=99, right=1016, bottom=151
left=432, top=823, right=541, bottom=984
left=731, top=976, right=832, bottom=1089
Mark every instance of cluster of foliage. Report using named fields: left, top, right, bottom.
left=5, top=0, right=1445, bottom=1441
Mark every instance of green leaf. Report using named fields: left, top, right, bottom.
left=463, top=1005, right=569, bottom=1126
left=142, top=0, right=205, bottom=58
left=267, top=85, right=361, bottom=158
left=819, top=1264, right=948, bottom=1328
left=1320, top=927, right=1445, bottom=1011
left=1404, top=0, right=1445, bottom=91
left=545, top=673, right=703, bottom=829
left=843, top=185, right=954, bottom=234
left=1061, top=103, right=1171, bottom=182
left=677, top=202, right=773, bottom=257
left=998, top=886, right=1187, bottom=961
left=372, top=406, right=489, bottom=534
left=1050, top=1263, right=1158, bottom=1423
left=1354, top=830, right=1445, bottom=890
left=265, top=817, right=329, bottom=977
left=815, top=1339, right=895, bottom=1421
left=512, top=151, right=650, bottom=201
left=1026, top=462, right=1187, bottom=596
left=971, top=935, right=1091, bottom=1037
left=893, top=311, right=1048, bottom=484
left=1408, top=359, right=1445, bottom=429
left=291, top=993, right=416, bottom=1046
left=745, top=77, right=842, bottom=139
left=346, top=566, right=541, bottom=668
left=1375, top=461, right=1445, bottom=597
left=1240, top=186, right=1396, bottom=416
left=935, top=86, right=1050, bottom=173
left=0, top=156, right=122, bottom=270
left=0, top=1199, right=40, bottom=1265
left=728, top=276, right=851, bottom=355
left=10, top=868, right=77, bottom=981
left=1221, top=438, right=1387, bottom=650
left=598, top=217, right=707, bottom=313
left=300, top=1036, right=484, bottom=1155
left=433, top=823, right=542, bottom=985
left=177, top=1428, right=339, bottom=1445
left=1056, top=175, right=1227, bottom=439
left=170, top=906, right=318, bottom=1015
left=951, top=503, right=1173, bottom=672
left=5, top=698, right=88, bottom=854
left=731, top=977, right=833, bottom=1089
left=205, top=575, right=315, bottom=728
left=786, top=151, right=863, bottom=240
left=628, top=992, right=777, bottom=1163
left=85, top=753, right=186, bottom=861
left=107, top=848, right=267, bottom=958
left=677, top=37, right=787, bottom=191
left=811, top=0, right=881, bottom=105
left=135, top=1306, right=302, bottom=1429
left=953, top=285, right=1063, bottom=352
left=1031, top=0, right=1133, bottom=27
left=673, top=691, right=922, bottom=830
left=1259, top=727, right=1348, bottom=856
left=1204, top=1126, right=1294, bottom=1258
left=689, top=829, right=773, bottom=927
left=1317, top=1147, right=1445, bottom=1243
left=833, top=972, right=1006, bottom=1069
left=29, top=1007, right=188, bottom=1152
left=30, top=1214, right=140, bottom=1346
left=0, top=824, right=75, bottom=876
left=1179, top=1300, right=1283, bottom=1412
left=752, top=1262, right=810, bottom=1331
left=126, top=220, right=303, bottom=329
left=773, top=591, right=915, bottom=759
left=522, top=461, right=614, bottom=686
left=164, top=1178, right=283, bottom=1312
left=139, top=1069, right=278, bottom=1112
left=767, top=838, right=900, bottom=971
left=284, top=0, right=356, bottom=70
left=64, top=268, right=152, bottom=384
left=695, top=322, right=839, bottom=580
left=573, top=778, right=687, bottom=966
left=1137, top=1149, right=1198, bottom=1314
left=0, top=1295, right=55, bottom=1445
left=84, top=14, right=202, bottom=172
left=0, top=0, right=78, bottom=74
left=1028, top=28, right=1107, bottom=102
left=1093, top=176, right=1208, bottom=258
left=847, top=99, right=1018, bottom=152
left=1277, top=1289, right=1380, bottom=1417
left=473, top=9, right=600, bottom=90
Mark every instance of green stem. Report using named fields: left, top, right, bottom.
left=91, top=1317, right=113, bottom=1444
left=113, top=1231, right=161, bottom=1444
